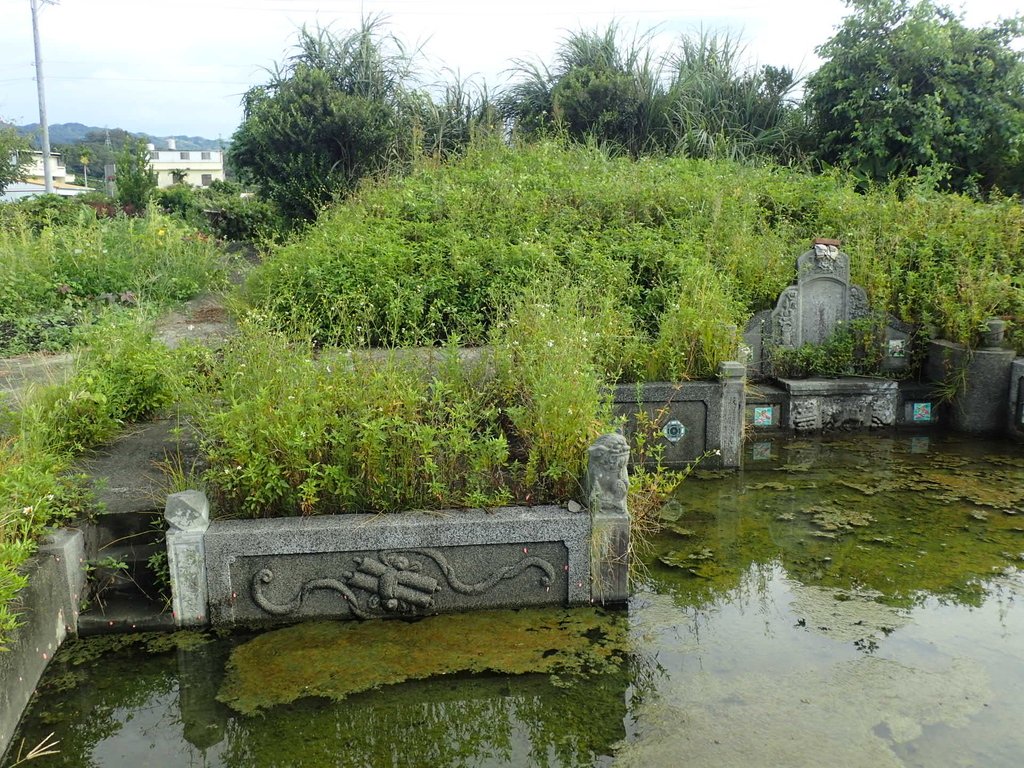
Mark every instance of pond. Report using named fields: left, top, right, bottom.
left=5, top=434, right=1024, bottom=768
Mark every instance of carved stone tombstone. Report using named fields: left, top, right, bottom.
left=744, top=239, right=875, bottom=376
left=742, top=239, right=906, bottom=431
left=771, top=239, right=869, bottom=351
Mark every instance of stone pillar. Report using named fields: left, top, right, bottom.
left=165, top=490, right=210, bottom=627
left=586, top=434, right=630, bottom=605
left=1009, top=360, right=1024, bottom=440
left=927, top=340, right=1014, bottom=435
left=38, top=528, right=86, bottom=637
left=718, top=361, right=745, bottom=469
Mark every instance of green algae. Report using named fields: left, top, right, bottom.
left=652, top=435, right=1024, bottom=609
left=218, top=607, right=629, bottom=715
left=54, top=629, right=212, bottom=666
left=804, top=503, right=875, bottom=532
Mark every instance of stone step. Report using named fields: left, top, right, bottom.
left=77, top=592, right=175, bottom=636
left=76, top=418, right=203, bottom=518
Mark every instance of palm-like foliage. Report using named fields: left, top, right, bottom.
left=665, top=31, right=803, bottom=161
left=500, top=24, right=803, bottom=162
left=413, top=72, right=502, bottom=160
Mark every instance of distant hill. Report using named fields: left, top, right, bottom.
left=15, top=122, right=225, bottom=151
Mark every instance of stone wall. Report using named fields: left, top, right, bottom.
left=612, top=362, right=745, bottom=470
left=165, top=434, right=633, bottom=629
left=203, top=507, right=594, bottom=626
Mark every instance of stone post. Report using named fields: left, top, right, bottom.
left=586, top=434, right=630, bottom=605
left=926, top=340, right=1014, bottom=435
left=718, top=361, right=746, bottom=469
left=1009, top=360, right=1024, bottom=440
left=38, top=528, right=86, bottom=637
left=165, top=490, right=210, bottom=627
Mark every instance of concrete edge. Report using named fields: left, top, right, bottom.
left=0, top=528, right=85, bottom=758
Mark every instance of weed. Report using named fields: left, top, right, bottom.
left=6, top=731, right=60, bottom=765
left=82, top=555, right=131, bottom=612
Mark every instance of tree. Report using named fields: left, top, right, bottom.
left=229, top=19, right=414, bottom=222
left=114, top=138, right=157, bottom=212
left=503, top=25, right=662, bottom=155
left=805, top=0, right=1024, bottom=193
left=0, top=121, right=30, bottom=194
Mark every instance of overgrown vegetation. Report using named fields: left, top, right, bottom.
left=244, top=140, right=1024, bottom=368
left=0, top=317, right=178, bottom=649
left=186, top=298, right=613, bottom=517
left=770, top=315, right=890, bottom=378
left=502, top=25, right=802, bottom=162
left=0, top=197, right=223, bottom=648
left=152, top=180, right=283, bottom=243
left=0, top=205, right=225, bottom=356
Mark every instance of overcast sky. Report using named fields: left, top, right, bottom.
left=0, top=0, right=1021, bottom=141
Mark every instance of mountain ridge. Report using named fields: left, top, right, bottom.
left=13, top=122, right=225, bottom=151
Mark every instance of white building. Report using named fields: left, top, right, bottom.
left=2, top=150, right=89, bottom=202
left=148, top=138, right=225, bottom=188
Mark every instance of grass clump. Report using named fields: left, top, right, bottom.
left=193, top=319, right=514, bottom=516
left=19, top=316, right=175, bottom=453
left=0, top=440, right=91, bottom=650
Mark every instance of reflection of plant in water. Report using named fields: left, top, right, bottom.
left=7, top=633, right=189, bottom=768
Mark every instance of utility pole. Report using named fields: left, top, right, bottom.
left=30, top=0, right=55, bottom=194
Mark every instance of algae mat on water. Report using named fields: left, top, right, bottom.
left=218, top=607, right=629, bottom=714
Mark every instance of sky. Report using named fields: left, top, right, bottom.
left=1, top=0, right=1022, bottom=142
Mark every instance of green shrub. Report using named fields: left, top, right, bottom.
left=0, top=194, right=96, bottom=232
left=153, top=181, right=284, bottom=243
left=0, top=208, right=225, bottom=355
left=770, top=314, right=889, bottom=378
left=24, top=316, right=174, bottom=454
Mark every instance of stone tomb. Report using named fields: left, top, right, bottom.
left=743, top=240, right=909, bottom=432
left=743, top=240, right=912, bottom=380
